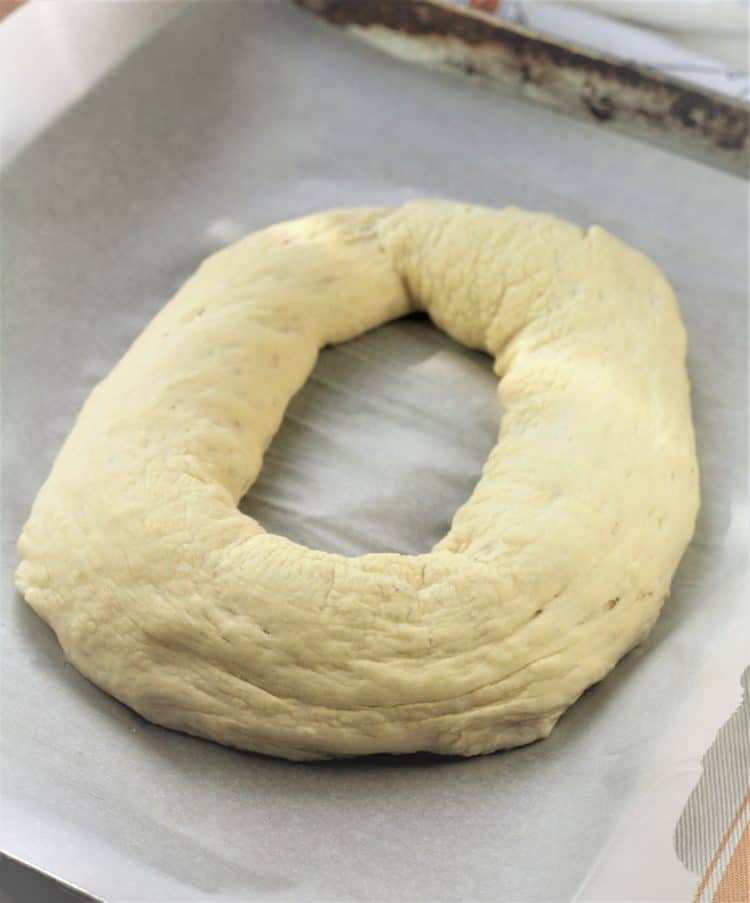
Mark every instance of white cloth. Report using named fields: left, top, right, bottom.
left=465, top=0, right=750, bottom=98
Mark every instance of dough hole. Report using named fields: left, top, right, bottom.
left=239, top=314, right=500, bottom=556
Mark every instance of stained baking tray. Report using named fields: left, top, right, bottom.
left=298, top=0, right=750, bottom=177
left=1, top=2, right=747, bottom=901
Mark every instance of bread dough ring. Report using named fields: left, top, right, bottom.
left=16, top=202, right=699, bottom=760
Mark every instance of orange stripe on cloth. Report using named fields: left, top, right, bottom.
left=0, top=1, right=28, bottom=23
left=0, top=0, right=26, bottom=19
left=713, top=822, right=750, bottom=903
left=694, top=789, right=750, bottom=902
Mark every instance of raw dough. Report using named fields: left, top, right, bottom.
left=16, top=202, right=699, bottom=760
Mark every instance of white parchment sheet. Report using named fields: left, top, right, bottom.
left=1, top=3, right=746, bottom=901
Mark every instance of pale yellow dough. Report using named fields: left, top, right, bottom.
left=16, top=202, right=699, bottom=760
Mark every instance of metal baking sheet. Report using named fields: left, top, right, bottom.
left=298, top=0, right=750, bottom=177
left=1, top=2, right=746, bottom=900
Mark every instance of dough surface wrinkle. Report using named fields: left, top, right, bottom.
left=16, top=201, right=699, bottom=760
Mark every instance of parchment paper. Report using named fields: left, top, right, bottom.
left=1, top=2, right=747, bottom=901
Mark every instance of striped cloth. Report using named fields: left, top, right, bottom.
left=676, top=667, right=750, bottom=903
